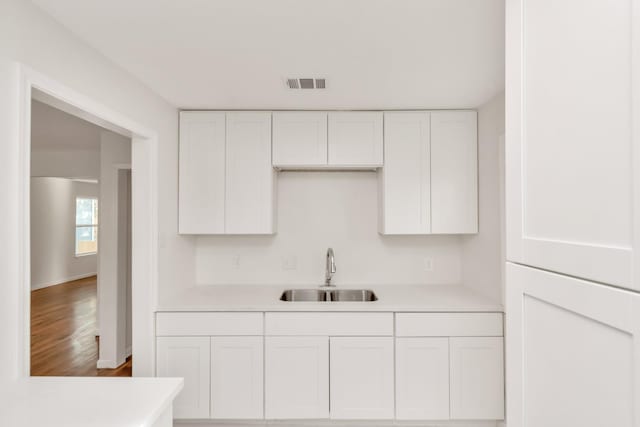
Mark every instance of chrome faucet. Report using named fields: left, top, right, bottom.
left=324, top=247, right=336, bottom=287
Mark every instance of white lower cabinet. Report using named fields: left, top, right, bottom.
left=156, top=336, right=211, bottom=419
left=265, top=336, right=329, bottom=419
left=395, top=337, right=450, bottom=420
left=156, top=312, right=504, bottom=422
left=329, top=337, right=394, bottom=419
left=210, top=337, right=263, bottom=419
left=450, top=337, right=504, bottom=420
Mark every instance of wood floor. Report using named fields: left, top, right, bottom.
left=31, top=275, right=132, bottom=377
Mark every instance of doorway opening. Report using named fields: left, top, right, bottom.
left=29, top=99, right=133, bottom=376
left=17, top=67, right=159, bottom=378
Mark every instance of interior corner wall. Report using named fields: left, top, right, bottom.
left=0, top=0, right=195, bottom=380
left=30, top=177, right=98, bottom=290
left=461, top=92, right=505, bottom=303
left=31, top=148, right=100, bottom=180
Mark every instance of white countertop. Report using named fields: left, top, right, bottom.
left=157, top=284, right=503, bottom=312
left=0, top=377, right=183, bottom=427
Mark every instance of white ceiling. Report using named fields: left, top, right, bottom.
left=31, top=100, right=101, bottom=151
left=31, top=0, right=504, bottom=110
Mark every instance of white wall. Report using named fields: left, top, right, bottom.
left=0, top=0, right=195, bottom=381
left=30, top=177, right=98, bottom=290
left=31, top=149, right=100, bottom=180
left=98, top=131, right=131, bottom=368
left=30, top=99, right=101, bottom=179
left=461, top=92, right=505, bottom=303
left=196, top=172, right=463, bottom=286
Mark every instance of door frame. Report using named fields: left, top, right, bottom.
left=17, top=64, right=159, bottom=377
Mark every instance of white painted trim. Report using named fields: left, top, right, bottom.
left=31, top=272, right=97, bottom=291
left=17, top=64, right=159, bottom=377
left=96, top=359, right=118, bottom=369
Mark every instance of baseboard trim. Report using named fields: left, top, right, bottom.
left=97, top=359, right=117, bottom=369
left=31, top=272, right=97, bottom=290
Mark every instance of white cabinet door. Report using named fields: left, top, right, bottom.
left=272, top=112, right=327, bottom=167
left=506, top=0, right=640, bottom=290
left=507, top=263, right=640, bottom=427
left=395, top=338, right=449, bottom=420
left=210, top=337, right=263, bottom=419
left=328, top=112, right=383, bottom=166
left=329, top=337, right=394, bottom=419
left=379, top=112, right=431, bottom=234
left=431, top=111, right=477, bottom=234
left=265, top=336, right=329, bottom=419
left=449, top=337, right=504, bottom=420
left=156, top=337, right=210, bottom=419
left=225, top=112, right=275, bottom=234
left=178, top=112, right=225, bottom=234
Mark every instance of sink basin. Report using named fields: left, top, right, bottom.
left=280, top=289, right=377, bottom=302
left=330, top=289, right=378, bottom=302
left=280, top=289, right=329, bottom=302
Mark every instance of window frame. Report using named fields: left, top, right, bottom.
left=75, top=197, right=99, bottom=257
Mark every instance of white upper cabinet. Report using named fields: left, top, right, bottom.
left=379, top=112, right=431, bottom=234
left=178, top=111, right=275, bottom=235
left=272, top=112, right=327, bottom=167
left=380, top=111, right=477, bottom=235
left=225, top=112, right=275, bottom=234
left=180, top=110, right=477, bottom=235
left=178, top=112, right=225, bottom=234
left=431, top=111, right=478, bottom=234
left=328, top=112, right=383, bottom=166
left=273, top=111, right=382, bottom=168
left=506, top=0, right=639, bottom=290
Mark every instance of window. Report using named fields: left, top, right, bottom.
left=75, top=197, right=98, bottom=256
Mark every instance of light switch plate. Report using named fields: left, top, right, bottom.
left=423, top=257, right=434, bottom=271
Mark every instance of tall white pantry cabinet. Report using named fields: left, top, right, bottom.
left=506, top=0, right=640, bottom=426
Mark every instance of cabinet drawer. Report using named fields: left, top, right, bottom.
left=396, top=313, right=503, bottom=337
left=265, top=312, right=393, bottom=336
left=156, top=312, right=263, bottom=336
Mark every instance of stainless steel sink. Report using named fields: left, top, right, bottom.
left=280, top=289, right=377, bottom=302
left=280, top=289, right=330, bottom=302
left=330, top=289, right=378, bottom=302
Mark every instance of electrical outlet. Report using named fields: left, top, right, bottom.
left=423, top=257, right=434, bottom=272
left=282, top=255, right=297, bottom=271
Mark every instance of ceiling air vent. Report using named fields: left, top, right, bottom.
left=286, top=78, right=326, bottom=89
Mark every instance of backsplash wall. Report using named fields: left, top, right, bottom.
left=195, top=172, right=463, bottom=286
